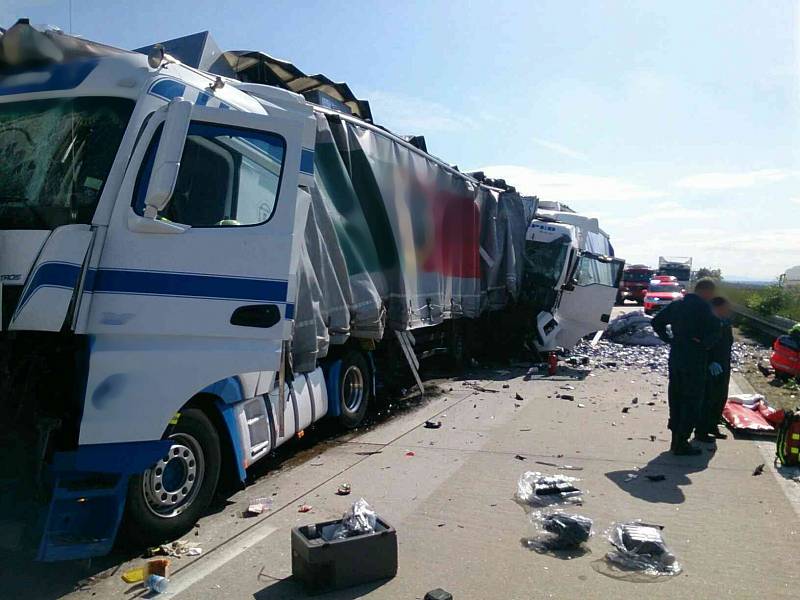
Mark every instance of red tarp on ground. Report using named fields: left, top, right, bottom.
left=722, top=395, right=785, bottom=435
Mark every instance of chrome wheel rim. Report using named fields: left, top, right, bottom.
left=341, top=365, right=365, bottom=414
left=143, top=433, right=205, bottom=518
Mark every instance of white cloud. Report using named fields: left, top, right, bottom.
left=364, top=90, right=475, bottom=134
left=478, top=165, right=664, bottom=203
left=791, top=197, right=800, bottom=206
left=531, top=138, right=587, bottom=160
left=674, top=169, right=794, bottom=190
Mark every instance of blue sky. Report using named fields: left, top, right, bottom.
left=3, top=0, right=798, bottom=279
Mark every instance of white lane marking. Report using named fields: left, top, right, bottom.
left=168, top=523, right=280, bottom=597
left=729, top=378, right=800, bottom=520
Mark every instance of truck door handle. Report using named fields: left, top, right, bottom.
left=230, top=304, right=282, bottom=328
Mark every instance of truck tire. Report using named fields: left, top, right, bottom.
left=337, top=351, right=371, bottom=429
left=122, top=408, right=221, bottom=548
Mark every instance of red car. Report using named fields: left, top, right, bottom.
left=643, top=281, right=684, bottom=315
left=617, top=265, right=655, bottom=304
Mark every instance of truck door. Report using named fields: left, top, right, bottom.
left=555, top=253, right=625, bottom=348
left=80, top=100, right=313, bottom=444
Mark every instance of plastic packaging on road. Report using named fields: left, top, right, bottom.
left=527, top=512, right=593, bottom=551
left=606, top=521, right=681, bottom=576
left=321, top=497, right=377, bottom=541
left=516, top=472, right=583, bottom=508
left=145, top=574, right=169, bottom=594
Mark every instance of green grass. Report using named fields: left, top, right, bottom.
left=720, top=283, right=800, bottom=322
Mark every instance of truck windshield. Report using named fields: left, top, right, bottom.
left=523, top=239, right=569, bottom=291
left=659, top=267, right=690, bottom=281
left=521, top=238, right=570, bottom=312
left=624, top=271, right=652, bottom=282
left=0, top=97, right=134, bottom=229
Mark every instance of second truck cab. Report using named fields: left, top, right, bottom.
left=617, top=264, right=655, bottom=305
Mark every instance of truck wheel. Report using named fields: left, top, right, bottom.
left=122, top=408, right=221, bottom=548
left=337, top=351, right=371, bottom=429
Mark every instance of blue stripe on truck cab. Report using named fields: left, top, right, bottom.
left=88, top=268, right=289, bottom=303
left=15, top=261, right=82, bottom=315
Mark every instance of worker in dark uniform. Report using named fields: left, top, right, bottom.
left=697, top=297, right=734, bottom=441
left=652, top=278, right=719, bottom=455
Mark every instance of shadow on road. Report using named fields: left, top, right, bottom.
left=254, top=576, right=389, bottom=599
left=605, top=449, right=714, bottom=504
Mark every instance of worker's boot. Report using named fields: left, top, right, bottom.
left=709, top=426, right=728, bottom=440
left=671, top=434, right=702, bottom=456
left=693, top=432, right=714, bottom=443
left=673, top=442, right=702, bottom=456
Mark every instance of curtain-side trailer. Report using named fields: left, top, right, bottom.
left=0, top=22, right=532, bottom=560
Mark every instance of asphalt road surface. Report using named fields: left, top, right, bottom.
left=9, top=306, right=799, bottom=599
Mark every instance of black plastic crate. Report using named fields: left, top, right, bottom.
left=291, top=516, right=397, bottom=594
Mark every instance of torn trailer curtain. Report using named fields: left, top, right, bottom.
left=292, top=113, right=529, bottom=372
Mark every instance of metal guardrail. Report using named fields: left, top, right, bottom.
left=730, top=303, right=798, bottom=339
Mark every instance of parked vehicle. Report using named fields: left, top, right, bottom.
left=616, top=264, right=654, bottom=305
left=643, top=281, right=684, bottom=315
left=0, top=22, right=534, bottom=560
left=657, top=256, right=692, bottom=289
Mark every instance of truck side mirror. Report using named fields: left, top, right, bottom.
left=143, top=98, right=192, bottom=218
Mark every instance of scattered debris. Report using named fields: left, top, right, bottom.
left=246, top=497, right=273, bottom=516
left=577, top=403, right=585, bottom=408
left=606, top=521, right=681, bottom=576
left=424, top=420, right=442, bottom=429
left=526, top=512, right=593, bottom=551
left=462, top=381, right=499, bottom=393
left=621, top=407, right=630, bottom=414
left=515, top=393, right=525, bottom=401
left=560, top=394, right=575, bottom=401
left=425, top=588, right=454, bottom=600
left=516, top=472, right=583, bottom=507
left=624, top=473, right=639, bottom=482
left=535, top=461, right=584, bottom=471
left=146, top=540, right=201, bottom=558
left=121, top=567, right=146, bottom=584
left=337, top=483, right=352, bottom=496
left=298, top=504, right=313, bottom=513
left=405, top=450, right=416, bottom=457
left=753, top=463, right=765, bottom=476
left=326, top=497, right=377, bottom=540
left=354, top=450, right=382, bottom=456
left=515, top=454, right=527, bottom=461
left=502, top=384, right=510, bottom=388
left=145, top=574, right=169, bottom=594
left=631, top=397, right=639, bottom=404
left=758, top=363, right=774, bottom=377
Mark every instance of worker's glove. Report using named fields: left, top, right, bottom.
left=709, top=362, right=723, bottom=377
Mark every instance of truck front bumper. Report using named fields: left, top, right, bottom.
left=37, top=440, right=171, bottom=561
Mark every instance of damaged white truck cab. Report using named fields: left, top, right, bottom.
left=523, top=206, right=624, bottom=352
left=0, top=23, right=322, bottom=560
left=0, top=22, right=534, bottom=561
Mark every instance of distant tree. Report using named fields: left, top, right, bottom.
left=695, top=267, right=723, bottom=281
